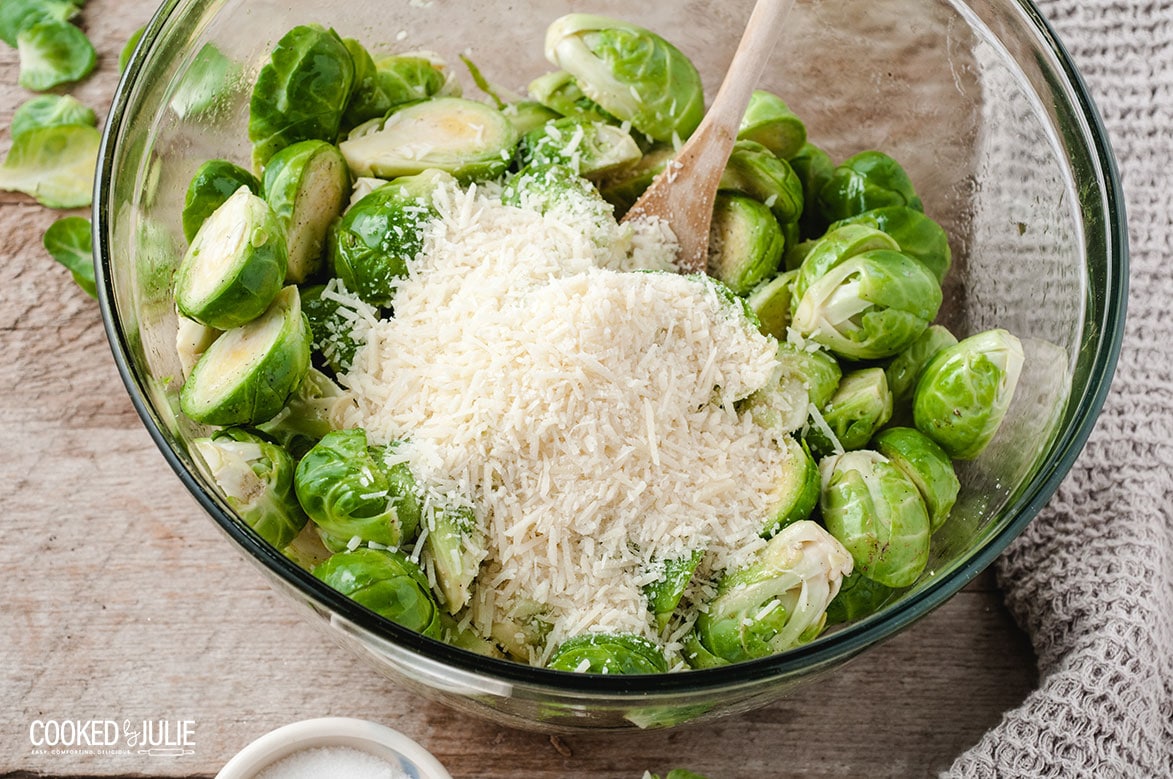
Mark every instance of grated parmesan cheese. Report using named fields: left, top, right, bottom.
left=339, top=179, right=804, bottom=661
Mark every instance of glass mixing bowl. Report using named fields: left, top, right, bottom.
left=95, top=0, right=1126, bottom=732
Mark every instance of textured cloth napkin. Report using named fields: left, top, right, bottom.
left=946, top=1, right=1173, bottom=776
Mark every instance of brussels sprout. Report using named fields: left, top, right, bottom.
left=262, top=140, right=350, bottom=283
left=745, top=269, right=796, bottom=339
left=687, top=521, right=853, bottom=666
left=257, top=367, right=351, bottom=458
left=179, top=285, right=311, bottom=426
left=791, top=248, right=943, bottom=361
left=192, top=427, right=308, bottom=549
left=544, top=14, right=704, bottom=143
left=170, top=43, right=239, bottom=120
left=294, top=428, right=422, bottom=549
left=517, top=117, right=642, bottom=178
left=706, top=194, right=785, bottom=296
left=806, top=367, right=893, bottom=457
left=314, top=547, right=443, bottom=638
left=873, top=426, right=959, bottom=532
left=0, top=123, right=99, bottom=208
left=776, top=341, right=842, bottom=411
left=719, top=140, right=804, bottom=225
left=17, top=20, right=95, bottom=91
left=824, top=570, right=898, bottom=625
left=175, top=186, right=288, bottom=329
left=423, top=506, right=486, bottom=614
left=644, top=550, right=703, bottom=631
left=789, top=142, right=836, bottom=240
left=790, top=224, right=900, bottom=302
left=440, top=613, right=505, bottom=658
left=526, top=70, right=614, bottom=124
left=501, top=163, right=616, bottom=249
left=176, top=315, right=219, bottom=380
left=760, top=436, right=821, bottom=538
left=0, top=0, right=79, bottom=48
left=300, top=283, right=370, bottom=374
left=248, top=24, right=355, bottom=169
left=182, top=160, right=262, bottom=243
left=737, top=90, right=807, bottom=160
left=596, top=144, right=674, bottom=214
left=373, top=54, right=449, bottom=105
left=819, top=450, right=931, bottom=588
left=11, top=94, right=95, bottom=137
left=490, top=599, right=553, bottom=660
left=830, top=205, right=952, bottom=282
left=817, top=150, right=923, bottom=222
left=913, top=329, right=1025, bottom=459
left=329, top=170, right=450, bottom=307
left=546, top=633, right=669, bottom=674
left=339, top=97, right=519, bottom=182
left=503, top=100, right=563, bottom=135
left=742, top=359, right=810, bottom=435
left=43, top=216, right=94, bottom=298
left=884, top=324, right=958, bottom=409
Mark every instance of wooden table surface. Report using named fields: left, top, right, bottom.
left=0, top=2, right=1038, bottom=777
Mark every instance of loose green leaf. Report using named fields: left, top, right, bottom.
left=43, top=215, right=95, bottom=297
left=118, top=24, right=144, bottom=73
left=0, top=123, right=100, bottom=208
left=0, top=0, right=80, bottom=48
left=10, top=94, right=96, bottom=137
left=17, top=21, right=96, bottom=91
left=171, top=43, right=238, bottom=119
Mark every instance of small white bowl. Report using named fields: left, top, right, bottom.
left=215, top=717, right=452, bottom=779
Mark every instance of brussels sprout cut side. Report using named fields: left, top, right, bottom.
left=175, top=186, right=288, bottom=330
left=179, top=285, right=311, bottom=426
left=339, top=97, right=519, bottom=182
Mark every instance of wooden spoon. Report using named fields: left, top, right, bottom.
left=622, top=0, right=795, bottom=273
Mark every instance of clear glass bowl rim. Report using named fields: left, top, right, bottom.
left=94, top=0, right=1129, bottom=696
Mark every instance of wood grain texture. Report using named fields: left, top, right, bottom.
left=0, top=2, right=1037, bottom=777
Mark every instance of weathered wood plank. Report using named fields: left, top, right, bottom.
left=0, top=2, right=1037, bottom=777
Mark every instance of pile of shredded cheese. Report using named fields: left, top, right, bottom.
left=338, top=179, right=802, bottom=663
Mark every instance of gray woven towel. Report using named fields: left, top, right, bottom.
left=946, top=1, right=1173, bottom=777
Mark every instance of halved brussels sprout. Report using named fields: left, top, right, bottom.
left=257, top=367, right=351, bottom=458
left=182, top=159, right=261, bottom=243
left=313, top=547, right=442, bottom=638
left=805, top=367, right=893, bottom=457
left=544, top=14, right=704, bottom=143
left=819, top=450, right=931, bottom=588
left=176, top=315, right=219, bottom=380
left=174, top=186, right=288, bottom=329
left=743, top=357, right=810, bottom=435
left=179, top=285, right=311, bottom=426
left=885, top=324, right=958, bottom=409
left=789, top=143, right=836, bottom=241
left=374, top=54, right=450, bottom=104
left=329, top=170, right=451, bottom=307
left=294, top=428, right=422, bottom=549
left=423, top=506, right=486, bottom=615
left=300, top=283, right=369, bottom=374
left=262, top=140, right=350, bottom=283
left=737, top=90, right=807, bottom=160
left=546, top=633, right=669, bottom=674
left=776, top=341, right=842, bottom=411
left=745, top=269, right=797, bottom=339
left=644, top=550, right=703, bottom=631
left=248, top=24, right=355, bottom=170
left=760, top=436, right=821, bottom=538
left=339, top=97, right=519, bottom=182
left=790, top=224, right=899, bottom=302
left=873, top=426, right=959, bottom=532
left=503, top=100, right=563, bottom=135
left=706, top=193, right=785, bottom=296
left=526, top=70, right=615, bottom=124
left=517, top=116, right=642, bottom=178
left=790, top=248, right=943, bottom=361
left=687, top=521, right=853, bottom=666
left=816, top=150, right=924, bottom=222
left=824, top=570, right=899, bottom=625
left=719, top=140, right=804, bottom=225
left=596, top=144, right=674, bottom=214
left=830, top=205, right=952, bottom=282
left=913, top=329, right=1025, bottom=459
left=192, top=427, right=307, bottom=549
